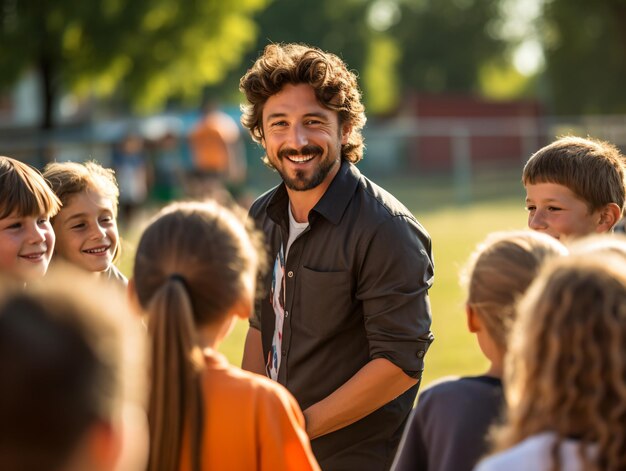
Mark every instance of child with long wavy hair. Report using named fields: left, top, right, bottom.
left=392, top=231, right=566, bottom=471
left=131, top=200, right=319, bottom=471
left=43, top=161, right=126, bottom=287
left=475, top=255, right=626, bottom=471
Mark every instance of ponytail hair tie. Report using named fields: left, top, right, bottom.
left=169, top=273, right=188, bottom=290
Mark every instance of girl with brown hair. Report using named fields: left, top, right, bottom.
left=476, top=255, right=626, bottom=471
left=131, top=200, right=319, bottom=471
left=392, top=231, right=566, bottom=471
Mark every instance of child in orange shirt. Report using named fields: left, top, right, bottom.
left=131, top=200, right=320, bottom=471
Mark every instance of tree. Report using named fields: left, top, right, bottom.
left=0, top=0, right=267, bottom=129
left=539, top=0, right=626, bottom=114
left=392, top=0, right=506, bottom=95
left=211, top=0, right=507, bottom=114
left=208, top=0, right=399, bottom=111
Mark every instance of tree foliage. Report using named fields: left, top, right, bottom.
left=0, top=0, right=515, bottom=126
left=215, top=0, right=507, bottom=114
left=233, top=0, right=372, bottom=87
left=0, top=0, right=267, bottom=128
left=539, top=0, right=626, bottom=114
left=393, top=0, right=505, bottom=94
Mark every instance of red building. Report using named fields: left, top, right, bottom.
left=407, top=94, right=543, bottom=172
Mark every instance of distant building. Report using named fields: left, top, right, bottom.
left=406, top=94, right=543, bottom=172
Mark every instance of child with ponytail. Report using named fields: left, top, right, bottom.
left=131, top=200, right=319, bottom=471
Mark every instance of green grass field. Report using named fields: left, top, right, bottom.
left=121, top=167, right=528, bottom=388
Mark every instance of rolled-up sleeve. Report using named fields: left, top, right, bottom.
left=357, top=215, right=434, bottom=377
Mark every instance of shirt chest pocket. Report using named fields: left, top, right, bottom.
left=296, top=267, right=354, bottom=337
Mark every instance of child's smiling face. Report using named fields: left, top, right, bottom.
left=0, top=212, right=55, bottom=280
left=52, top=190, right=118, bottom=273
left=525, top=182, right=604, bottom=239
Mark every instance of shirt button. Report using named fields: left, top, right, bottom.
left=285, top=310, right=289, bottom=318
left=416, top=350, right=425, bottom=358
left=287, top=271, right=294, bottom=278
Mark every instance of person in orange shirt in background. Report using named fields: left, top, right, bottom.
left=130, top=200, right=319, bottom=471
left=188, top=102, right=247, bottom=202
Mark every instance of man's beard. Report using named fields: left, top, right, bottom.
left=276, top=144, right=339, bottom=191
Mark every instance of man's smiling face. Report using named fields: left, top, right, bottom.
left=261, top=83, right=348, bottom=192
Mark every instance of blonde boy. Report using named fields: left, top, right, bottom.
left=0, top=156, right=60, bottom=280
left=523, top=136, right=626, bottom=239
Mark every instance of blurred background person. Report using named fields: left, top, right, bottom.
left=111, top=132, right=150, bottom=226
left=188, top=102, right=247, bottom=203
left=148, top=130, right=186, bottom=203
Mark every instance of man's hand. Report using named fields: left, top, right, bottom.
left=303, top=358, right=418, bottom=439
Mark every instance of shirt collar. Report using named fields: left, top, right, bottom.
left=266, top=160, right=361, bottom=227
left=311, top=160, right=360, bottom=225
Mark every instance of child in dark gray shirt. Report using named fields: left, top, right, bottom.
left=392, top=231, right=567, bottom=471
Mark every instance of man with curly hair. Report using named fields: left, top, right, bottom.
left=240, top=43, right=434, bottom=470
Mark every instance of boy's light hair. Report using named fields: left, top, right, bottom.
left=491, top=255, right=626, bottom=470
left=0, top=156, right=61, bottom=219
left=43, top=161, right=120, bottom=217
left=461, top=230, right=567, bottom=351
left=522, top=136, right=626, bottom=215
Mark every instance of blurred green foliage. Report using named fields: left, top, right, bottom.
left=2, top=0, right=622, bottom=127
left=540, top=0, right=626, bottom=114
left=0, top=0, right=267, bottom=127
left=393, top=0, right=505, bottom=95
left=213, top=0, right=507, bottom=114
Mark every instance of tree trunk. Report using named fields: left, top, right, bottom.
left=38, top=54, right=55, bottom=130
left=34, top=52, right=57, bottom=166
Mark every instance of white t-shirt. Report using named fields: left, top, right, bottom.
left=474, top=432, right=597, bottom=471
left=266, top=204, right=309, bottom=381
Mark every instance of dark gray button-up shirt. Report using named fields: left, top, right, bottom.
left=249, top=160, right=434, bottom=470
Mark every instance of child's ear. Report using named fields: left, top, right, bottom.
left=597, top=203, right=621, bottom=232
left=466, top=304, right=481, bottom=333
